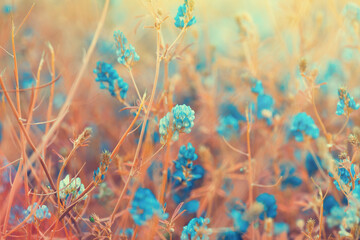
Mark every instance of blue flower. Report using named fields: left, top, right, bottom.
left=280, top=164, right=302, bottom=189
left=181, top=217, right=212, bottom=240
left=274, top=222, right=289, bottom=235
left=93, top=61, right=129, bottom=99
left=329, top=164, right=359, bottom=191
left=93, top=151, right=112, bottom=185
left=59, top=175, right=87, bottom=201
left=129, top=188, right=168, bottom=225
left=218, top=103, right=246, bottom=122
left=159, top=104, right=195, bottom=144
left=182, top=200, right=200, bottom=214
left=230, top=210, right=249, bottom=233
left=23, top=203, right=51, bottom=223
left=217, top=101, right=246, bottom=139
left=305, top=153, right=322, bottom=176
left=256, top=193, right=277, bottom=220
left=251, top=80, right=264, bottom=94
left=257, top=94, right=275, bottom=125
left=336, top=88, right=359, bottom=116
left=114, top=31, right=140, bottom=66
left=217, top=115, right=239, bottom=139
left=342, top=2, right=360, bottom=22
left=173, top=143, right=204, bottom=187
left=327, top=206, right=345, bottom=228
left=323, top=195, right=339, bottom=216
left=216, top=230, right=243, bottom=240
left=174, top=0, right=196, bottom=28
left=120, top=228, right=134, bottom=238
left=290, top=112, right=319, bottom=141
left=222, top=178, right=234, bottom=196
left=20, top=72, right=35, bottom=89
left=3, top=5, right=13, bottom=14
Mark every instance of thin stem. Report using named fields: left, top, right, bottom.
left=108, top=98, right=145, bottom=224
left=311, top=86, right=330, bottom=142
left=159, top=143, right=170, bottom=205
left=0, top=77, right=56, bottom=190
left=245, top=108, right=254, bottom=240
left=25, top=0, right=110, bottom=180
left=109, top=27, right=162, bottom=223
left=246, top=109, right=253, bottom=204
left=127, top=68, right=143, bottom=106
left=44, top=43, right=56, bottom=155
left=14, top=3, right=36, bottom=36
left=336, top=116, right=349, bottom=137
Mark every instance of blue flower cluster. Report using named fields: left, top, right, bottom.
left=252, top=80, right=276, bottom=125
left=226, top=199, right=249, bottom=236
left=159, top=104, right=195, bottom=144
left=323, top=195, right=339, bottom=216
left=329, top=164, right=359, bottom=192
left=172, top=143, right=204, bottom=207
left=290, top=112, right=319, bottom=142
left=279, top=163, right=302, bottom=190
left=251, top=80, right=264, bottom=94
left=94, top=61, right=129, bottom=99
left=274, top=222, right=289, bottom=235
left=336, top=88, right=359, bottom=116
left=217, top=116, right=239, bottom=140
left=173, top=143, right=204, bottom=187
left=59, top=175, right=87, bottom=201
left=342, top=2, right=360, bottom=22
left=2, top=5, right=13, bottom=14
left=129, top=188, right=168, bottom=225
left=256, top=193, right=277, bottom=220
left=181, top=217, right=212, bottom=240
left=119, top=228, right=134, bottom=238
left=326, top=198, right=360, bottom=237
left=217, top=103, right=246, bottom=139
left=23, top=203, right=51, bottom=223
left=174, top=0, right=196, bottom=28
left=230, top=209, right=249, bottom=234
left=114, top=31, right=140, bottom=66
left=93, top=151, right=112, bottom=186
left=305, top=153, right=322, bottom=176
left=217, top=230, right=243, bottom=240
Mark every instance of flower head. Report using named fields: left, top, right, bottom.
left=280, top=163, right=302, bottom=190
left=305, top=153, right=322, bottom=176
left=173, top=143, right=204, bottom=187
left=256, top=94, right=275, bottom=125
left=251, top=80, right=264, bottom=94
left=114, top=31, right=139, bottom=66
left=23, top=203, right=51, bottom=223
left=336, top=88, right=359, bottom=116
left=59, top=174, right=87, bottom=201
left=129, top=188, right=168, bottom=225
left=231, top=210, right=249, bottom=233
left=94, top=61, right=129, bottom=99
left=323, top=195, right=339, bottom=216
left=93, top=151, right=112, bottom=186
left=255, top=193, right=277, bottom=220
left=175, top=0, right=196, bottom=28
left=3, top=5, right=13, bottom=14
left=290, top=112, right=319, bottom=142
left=217, top=115, right=239, bottom=139
left=159, top=104, right=195, bottom=144
left=181, top=217, right=212, bottom=240
left=342, top=2, right=360, bottom=22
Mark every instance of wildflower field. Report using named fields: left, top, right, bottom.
left=1, top=0, right=360, bottom=239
